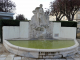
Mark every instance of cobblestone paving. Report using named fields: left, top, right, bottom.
left=0, top=39, right=80, bottom=60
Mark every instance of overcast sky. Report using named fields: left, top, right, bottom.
left=12, top=0, right=54, bottom=20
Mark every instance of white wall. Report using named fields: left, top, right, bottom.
left=52, top=22, right=61, bottom=39
left=60, top=27, right=76, bottom=39
left=3, top=22, right=30, bottom=40
left=20, top=22, right=29, bottom=38
left=3, top=22, right=76, bottom=40
left=3, top=26, right=19, bottom=40
left=52, top=22, right=76, bottom=39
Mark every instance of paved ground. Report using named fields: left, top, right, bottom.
left=0, top=39, right=80, bottom=60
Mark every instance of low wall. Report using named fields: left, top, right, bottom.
left=3, top=26, right=20, bottom=40
left=3, top=22, right=76, bottom=40
left=20, top=22, right=29, bottom=38
left=3, top=22, right=30, bottom=40
left=60, top=27, right=76, bottom=39
left=52, top=22, right=76, bottom=39
left=52, top=22, right=61, bottom=39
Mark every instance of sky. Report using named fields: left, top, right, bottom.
left=12, top=0, right=54, bottom=20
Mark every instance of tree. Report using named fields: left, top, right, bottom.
left=50, top=0, right=65, bottom=21
left=16, top=14, right=26, bottom=21
left=50, top=0, right=80, bottom=21
left=25, top=18, right=29, bottom=21
left=0, top=0, right=16, bottom=13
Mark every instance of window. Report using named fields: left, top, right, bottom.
left=78, top=14, right=80, bottom=19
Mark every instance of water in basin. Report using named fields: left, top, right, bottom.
left=8, top=40, right=75, bottom=49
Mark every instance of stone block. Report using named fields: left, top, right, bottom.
left=38, top=59, right=44, bottom=60
left=74, top=58, right=80, bottom=60
left=13, top=57, right=21, bottom=60
left=20, top=22, right=29, bottom=38
left=29, top=52, right=38, bottom=58
left=45, top=59, right=51, bottom=60
left=0, top=58, right=6, bottom=60
left=28, top=58, right=37, bottom=60
left=5, top=54, right=14, bottom=60
left=17, top=49, right=38, bottom=58
left=66, top=59, right=74, bottom=60
left=38, top=56, right=42, bottom=58
left=17, top=51, right=28, bottom=57
left=8, top=47, right=18, bottom=55
left=63, top=53, right=68, bottom=57
left=40, top=52, right=45, bottom=55
left=59, top=59, right=66, bottom=60
left=78, top=51, right=80, bottom=54
left=54, top=59, right=60, bottom=60
left=43, top=56, right=50, bottom=58
left=53, top=55, right=62, bottom=59
left=43, top=56, right=47, bottom=58
left=49, top=56, right=53, bottom=58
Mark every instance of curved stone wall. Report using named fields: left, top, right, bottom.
left=3, top=39, right=79, bottom=59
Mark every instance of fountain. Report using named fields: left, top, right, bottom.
left=29, top=4, right=52, bottom=39
left=3, top=4, right=79, bottom=60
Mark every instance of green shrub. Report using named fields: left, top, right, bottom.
left=51, top=21, right=77, bottom=27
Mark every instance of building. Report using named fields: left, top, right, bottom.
left=0, top=12, right=14, bottom=20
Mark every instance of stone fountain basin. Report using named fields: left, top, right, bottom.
left=3, top=39, right=79, bottom=59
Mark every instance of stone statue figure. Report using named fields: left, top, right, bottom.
left=29, top=4, right=52, bottom=39
left=37, top=4, right=44, bottom=26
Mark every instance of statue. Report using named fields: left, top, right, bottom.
left=29, top=4, right=52, bottom=39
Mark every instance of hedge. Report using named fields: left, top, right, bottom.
left=0, top=20, right=20, bottom=43
left=51, top=21, right=77, bottom=27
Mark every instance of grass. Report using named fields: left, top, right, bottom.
left=8, top=40, right=75, bottom=49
